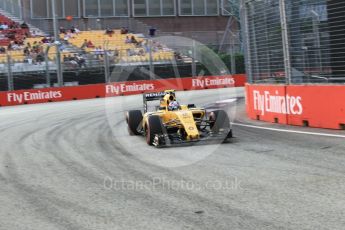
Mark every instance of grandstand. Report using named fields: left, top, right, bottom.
left=0, top=0, right=242, bottom=91
left=0, top=14, right=29, bottom=46
left=1, top=29, right=175, bottom=64
left=64, top=30, right=174, bottom=63
left=1, top=0, right=240, bottom=46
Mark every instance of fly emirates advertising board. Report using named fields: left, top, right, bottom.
left=0, top=75, right=245, bottom=106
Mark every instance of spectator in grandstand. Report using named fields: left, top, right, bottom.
left=86, top=40, right=95, bottom=48
left=138, top=49, right=145, bottom=56
left=0, top=22, right=9, bottom=30
left=24, top=51, right=33, bottom=64
left=125, top=36, right=131, bottom=44
left=29, top=50, right=37, bottom=64
left=63, top=54, right=78, bottom=68
left=11, top=41, right=21, bottom=50
left=74, top=26, right=80, bottom=34
left=16, top=37, right=25, bottom=46
left=94, top=46, right=104, bottom=59
left=74, top=53, right=86, bottom=68
left=131, top=36, right=138, bottom=45
left=81, top=39, right=88, bottom=49
left=80, top=39, right=88, bottom=53
left=143, top=42, right=150, bottom=53
left=38, top=42, right=44, bottom=52
left=41, top=37, right=50, bottom=44
left=6, top=31, right=15, bottom=40
left=32, top=41, right=38, bottom=50
left=63, top=55, right=69, bottom=62
left=31, top=30, right=37, bottom=37
left=23, top=46, right=30, bottom=56
left=126, top=48, right=135, bottom=56
left=60, top=27, right=66, bottom=34
left=32, top=41, right=43, bottom=53
left=153, top=41, right=163, bottom=50
left=105, top=28, right=114, bottom=36
left=63, top=33, right=71, bottom=44
left=36, top=50, right=45, bottom=65
left=0, top=47, right=5, bottom=54
left=113, top=48, right=119, bottom=57
left=149, top=27, right=156, bottom=37
left=9, top=22, right=19, bottom=29
left=174, top=52, right=183, bottom=61
left=71, top=55, right=80, bottom=67
left=7, top=42, right=13, bottom=51
left=20, top=22, right=29, bottom=29
left=120, top=27, right=128, bottom=34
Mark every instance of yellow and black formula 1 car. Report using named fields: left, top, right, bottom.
left=126, top=90, right=232, bottom=147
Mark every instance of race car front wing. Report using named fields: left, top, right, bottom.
left=152, top=128, right=232, bottom=147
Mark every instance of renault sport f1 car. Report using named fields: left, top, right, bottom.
left=125, top=90, right=232, bottom=147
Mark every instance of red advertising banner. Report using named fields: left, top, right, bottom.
left=245, top=84, right=288, bottom=124
left=287, top=85, right=345, bottom=129
left=246, top=84, right=345, bottom=130
left=0, top=75, right=246, bottom=107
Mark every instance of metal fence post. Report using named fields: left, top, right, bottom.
left=56, top=48, right=63, bottom=87
left=52, top=0, right=63, bottom=87
left=148, top=39, right=154, bottom=79
left=45, top=46, right=51, bottom=87
left=230, top=44, right=236, bottom=74
left=6, top=54, right=14, bottom=91
left=104, top=52, right=110, bottom=83
left=191, top=40, right=197, bottom=77
left=279, top=0, right=292, bottom=85
left=240, top=0, right=253, bottom=83
left=103, top=41, right=110, bottom=83
left=311, top=11, right=322, bottom=74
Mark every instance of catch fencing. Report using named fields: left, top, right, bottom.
left=0, top=42, right=244, bottom=91
left=241, top=0, right=345, bottom=84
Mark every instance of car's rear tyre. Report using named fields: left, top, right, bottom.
left=146, top=115, right=164, bottom=145
left=209, top=110, right=231, bottom=134
left=126, top=110, right=143, bottom=135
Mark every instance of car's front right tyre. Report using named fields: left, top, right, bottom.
left=209, top=110, right=231, bottom=134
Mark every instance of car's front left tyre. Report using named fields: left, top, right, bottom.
left=145, top=115, right=164, bottom=145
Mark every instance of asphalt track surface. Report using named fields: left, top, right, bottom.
left=0, top=88, right=345, bottom=230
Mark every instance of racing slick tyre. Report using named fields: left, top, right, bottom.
left=209, top=110, right=231, bottom=136
left=126, top=110, right=143, bottom=135
left=146, top=115, right=164, bottom=146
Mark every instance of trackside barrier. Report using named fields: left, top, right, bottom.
left=245, top=84, right=345, bottom=130
left=245, top=85, right=288, bottom=125
left=0, top=75, right=246, bottom=107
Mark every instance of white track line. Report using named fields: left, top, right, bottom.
left=232, top=123, right=345, bottom=138
left=216, top=99, right=237, bottom=104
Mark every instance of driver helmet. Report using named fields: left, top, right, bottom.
left=168, top=100, right=180, bottom=111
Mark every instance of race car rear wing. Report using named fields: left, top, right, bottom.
left=143, top=90, right=175, bottom=113
left=144, top=92, right=167, bottom=101
left=143, top=92, right=167, bottom=113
